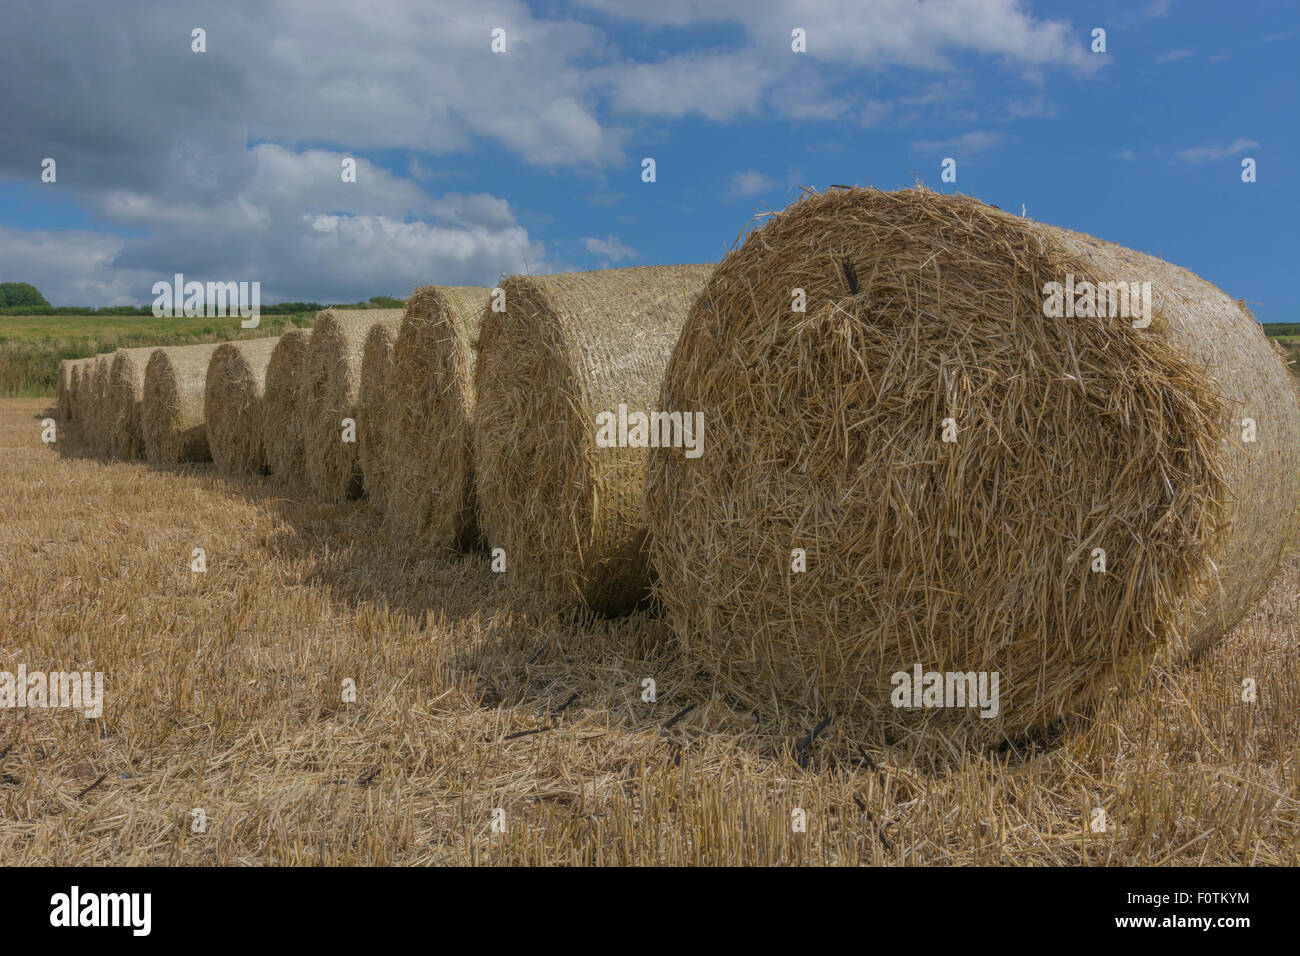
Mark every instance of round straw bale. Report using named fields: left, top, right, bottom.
left=359, top=322, right=398, bottom=511
left=474, top=266, right=714, bottom=613
left=65, top=362, right=79, bottom=420
left=383, top=286, right=489, bottom=547
left=70, top=360, right=89, bottom=425
left=73, top=357, right=100, bottom=429
left=88, top=355, right=112, bottom=452
left=645, top=187, right=1300, bottom=749
left=262, top=328, right=312, bottom=481
left=142, top=342, right=219, bottom=464
left=66, top=358, right=92, bottom=422
left=56, top=360, right=73, bottom=420
left=204, top=337, right=281, bottom=475
left=106, top=346, right=160, bottom=459
left=301, top=309, right=405, bottom=503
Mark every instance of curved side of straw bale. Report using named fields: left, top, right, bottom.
left=1049, top=242, right=1300, bottom=658
left=65, top=363, right=79, bottom=420
left=262, top=329, right=312, bottom=482
left=301, top=309, right=405, bottom=503
left=474, top=266, right=713, bottom=613
left=67, top=358, right=92, bottom=422
left=88, top=356, right=112, bottom=453
left=57, top=361, right=72, bottom=420
left=70, top=362, right=88, bottom=425
left=645, top=187, right=1300, bottom=750
left=73, top=357, right=100, bottom=430
left=382, top=285, right=489, bottom=547
left=107, top=346, right=159, bottom=459
left=142, top=343, right=218, bottom=464
left=359, top=322, right=398, bottom=511
left=204, top=337, right=280, bottom=476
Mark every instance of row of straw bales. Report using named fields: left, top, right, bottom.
left=53, top=188, right=1300, bottom=753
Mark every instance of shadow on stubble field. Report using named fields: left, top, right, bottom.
left=2, top=397, right=1297, bottom=864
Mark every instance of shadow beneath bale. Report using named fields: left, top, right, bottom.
left=76, top=442, right=1181, bottom=785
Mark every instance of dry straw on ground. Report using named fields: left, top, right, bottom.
left=646, top=187, right=1300, bottom=752
left=383, top=286, right=489, bottom=547
left=475, top=266, right=713, bottom=613
left=204, top=337, right=281, bottom=476
left=106, top=346, right=161, bottom=460
left=262, top=328, right=311, bottom=481
left=10, top=394, right=1300, bottom=864
left=302, top=309, right=405, bottom=503
left=141, top=343, right=220, bottom=464
left=359, top=322, right=398, bottom=512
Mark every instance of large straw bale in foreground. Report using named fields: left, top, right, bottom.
left=382, top=286, right=489, bottom=546
left=262, top=329, right=311, bottom=481
left=204, top=337, right=280, bottom=475
left=107, top=346, right=161, bottom=459
left=301, top=309, right=405, bottom=502
left=646, top=187, right=1300, bottom=749
left=142, top=343, right=219, bottom=464
left=475, top=266, right=713, bottom=613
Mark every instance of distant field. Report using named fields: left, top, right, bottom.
left=4, top=311, right=1297, bottom=398
left=0, top=312, right=315, bottom=397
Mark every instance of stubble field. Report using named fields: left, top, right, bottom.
left=1, top=396, right=1297, bottom=865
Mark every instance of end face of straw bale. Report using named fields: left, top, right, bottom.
left=107, top=347, right=155, bottom=460
left=383, top=285, right=489, bottom=549
left=646, top=188, right=1237, bottom=750
left=359, top=323, right=398, bottom=511
left=57, top=361, right=72, bottom=420
left=88, top=356, right=112, bottom=453
left=205, top=338, right=279, bottom=476
left=142, top=345, right=213, bottom=464
left=263, top=329, right=311, bottom=481
left=301, top=309, right=404, bottom=503
left=474, top=266, right=713, bottom=614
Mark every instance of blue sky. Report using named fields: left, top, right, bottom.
left=1, top=0, right=1295, bottom=320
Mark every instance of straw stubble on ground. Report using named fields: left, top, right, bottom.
left=2, top=396, right=1298, bottom=864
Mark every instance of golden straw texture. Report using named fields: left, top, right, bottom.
left=142, top=343, right=219, bottom=464
left=475, top=266, right=713, bottom=613
left=56, top=360, right=72, bottom=420
left=646, top=187, right=1300, bottom=751
left=87, top=356, right=112, bottom=453
left=301, top=309, right=405, bottom=503
left=383, top=286, right=489, bottom=547
left=204, top=337, right=280, bottom=476
left=106, top=346, right=158, bottom=460
left=359, top=322, right=398, bottom=511
left=262, top=329, right=312, bottom=481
